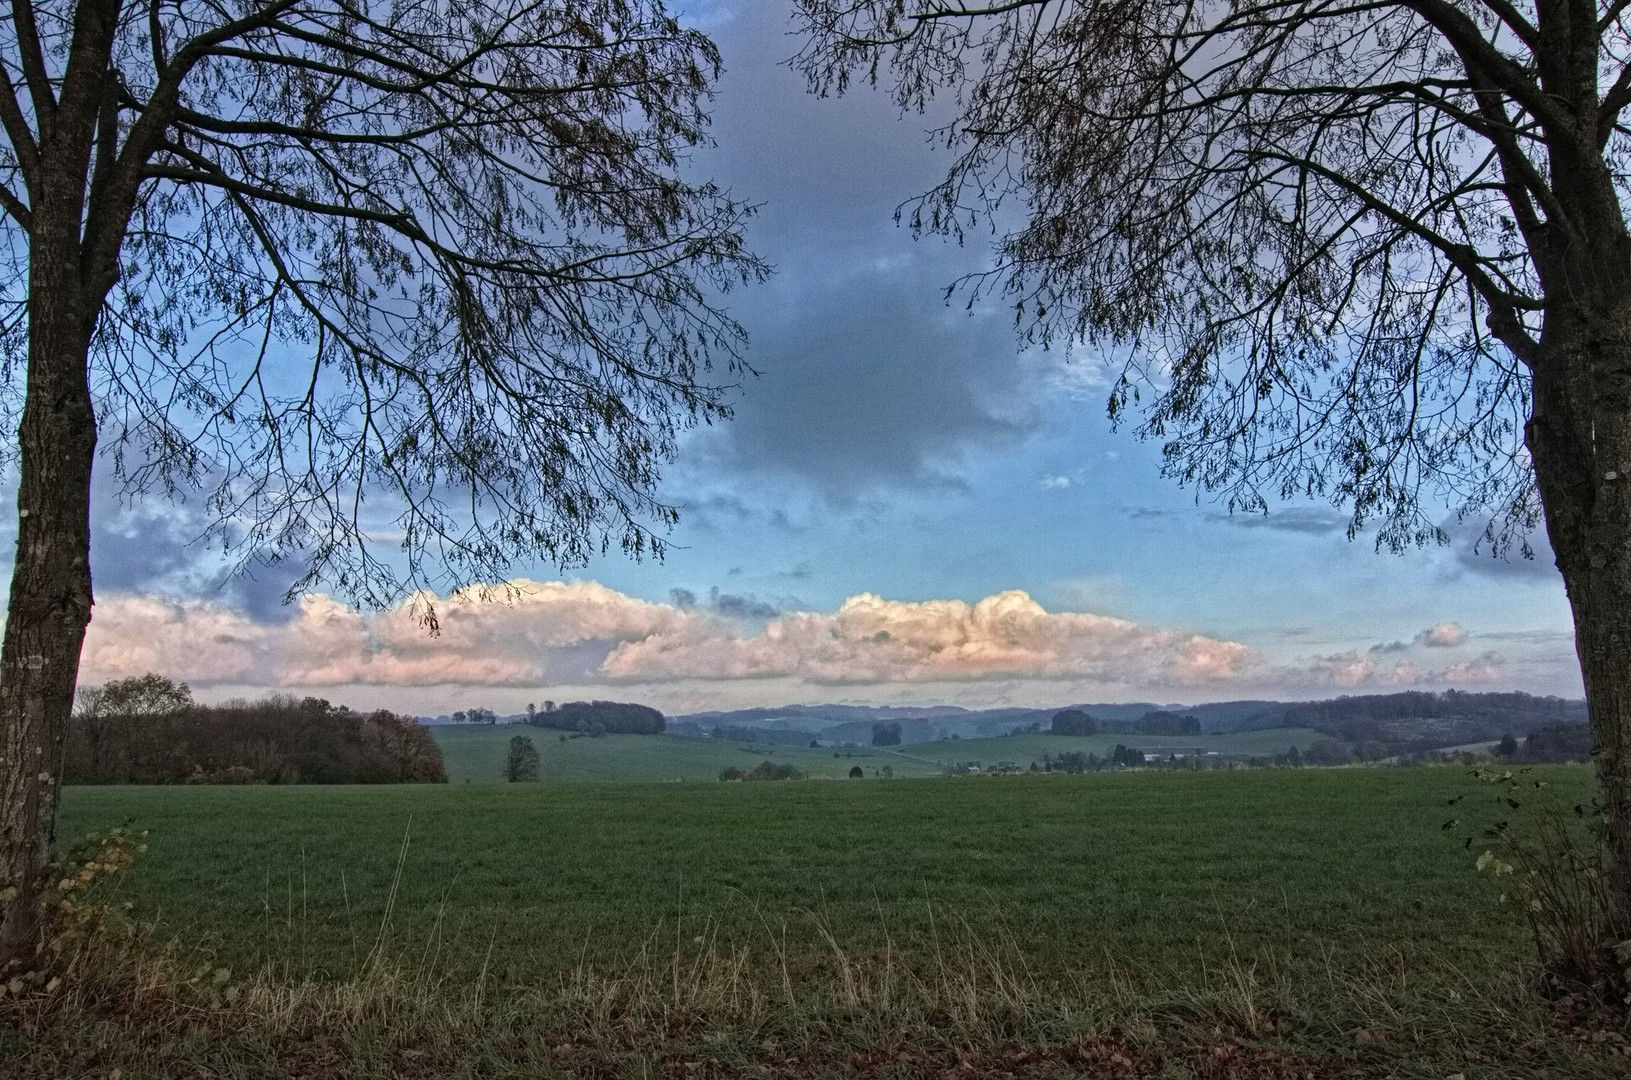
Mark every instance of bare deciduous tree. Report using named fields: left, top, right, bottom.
left=0, top=0, right=765, bottom=970
left=794, top=0, right=1631, bottom=950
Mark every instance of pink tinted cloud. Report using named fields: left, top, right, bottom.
left=1295, top=648, right=1502, bottom=691
left=80, top=584, right=1257, bottom=690
left=80, top=581, right=689, bottom=688
left=1416, top=621, right=1468, bottom=648
left=602, top=590, right=1255, bottom=685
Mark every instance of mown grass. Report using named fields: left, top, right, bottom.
left=430, top=726, right=1328, bottom=784
left=16, top=765, right=1624, bottom=1078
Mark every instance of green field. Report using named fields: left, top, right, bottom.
left=433, top=727, right=943, bottom=783
left=56, top=765, right=1559, bottom=987
left=431, top=725, right=1329, bottom=784
left=886, top=727, right=1329, bottom=769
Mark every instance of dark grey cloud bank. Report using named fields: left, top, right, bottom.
left=92, top=482, right=310, bottom=623
left=670, top=585, right=783, bottom=620
left=682, top=5, right=1043, bottom=502
left=1441, top=517, right=1561, bottom=582
left=705, top=287, right=1032, bottom=498
left=0, top=467, right=314, bottom=624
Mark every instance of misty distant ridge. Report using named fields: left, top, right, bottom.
left=674, top=691, right=1583, bottom=731
left=665, top=690, right=1587, bottom=751
left=423, top=690, right=1587, bottom=759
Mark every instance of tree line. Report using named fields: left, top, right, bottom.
left=1276, top=691, right=1586, bottom=735
left=66, top=674, right=446, bottom=784
left=1050, top=709, right=1201, bottom=737
left=524, top=700, right=666, bottom=735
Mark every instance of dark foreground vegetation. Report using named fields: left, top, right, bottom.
left=65, top=676, right=445, bottom=784
left=717, top=760, right=805, bottom=781
left=0, top=767, right=1621, bottom=1077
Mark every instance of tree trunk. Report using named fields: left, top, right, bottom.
left=1528, top=291, right=1631, bottom=945
left=0, top=236, right=99, bottom=975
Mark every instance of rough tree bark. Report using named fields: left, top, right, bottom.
left=0, top=246, right=100, bottom=973
left=1529, top=286, right=1631, bottom=939
left=1518, top=90, right=1631, bottom=936
left=0, top=0, right=116, bottom=970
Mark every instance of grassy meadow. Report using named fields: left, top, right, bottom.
left=19, top=762, right=1623, bottom=1078
left=431, top=725, right=1329, bottom=784
left=57, top=765, right=1551, bottom=984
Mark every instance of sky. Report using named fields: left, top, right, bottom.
left=63, top=3, right=1583, bottom=716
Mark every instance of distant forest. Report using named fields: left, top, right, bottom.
left=1051, top=709, right=1201, bottom=737
left=1272, top=690, right=1585, bottom=734
left=1052, top=691, right=1586, bottom=761
left=67, top=676, right=446, bottom=784
left=525, top=700, right=666, bottom=735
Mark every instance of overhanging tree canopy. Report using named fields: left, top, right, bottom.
left=794, top=0, right=1631, bottom=959
left=0, top=0, right=764, bottom=969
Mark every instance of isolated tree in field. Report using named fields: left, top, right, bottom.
left=505, top=735, right=540, bottom=783
left=0, top=0, right=764, bottom=972
left=796, top=0, right=1631, bottom=960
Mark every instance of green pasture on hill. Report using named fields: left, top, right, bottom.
left=56, top=766, right=1577, bottom=989
left=432, top=728, right=942, bottom=783
left=430, top=725, right=1329, bottom=784
left=890, top=728, right=1330, bottom=769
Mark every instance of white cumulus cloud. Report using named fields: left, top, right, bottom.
left=602, top=590, right=1254, bottom=685
left=81, top=581, right=690, bottom=688
left=79, top=583, right=1256, bottom=692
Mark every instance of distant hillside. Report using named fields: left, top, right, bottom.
left=676, top=704, right=973, bottom=727
left=673, top=691, right=1585, bottom=752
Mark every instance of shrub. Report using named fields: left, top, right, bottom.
left=1469, top=768, right=1631, bottom=1006
left=748, top=760, right=805, bottom=782
left=848, top=766, right=864, bottom=778
left=719, top=760, right=806, bottom=782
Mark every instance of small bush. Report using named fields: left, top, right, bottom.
left=721, top=761, right=805, bottom=782
left=1468, top=768, right=1631, bottom=1008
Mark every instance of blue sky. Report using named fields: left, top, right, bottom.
left=67, top=3, right=1581, bottom=715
